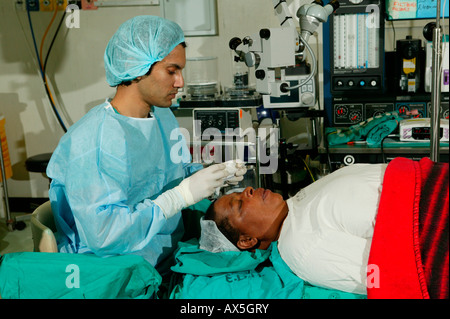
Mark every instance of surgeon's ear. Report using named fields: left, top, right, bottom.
left=237, top=235, right=259, bottom=250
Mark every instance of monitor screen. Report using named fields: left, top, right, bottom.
left=386, top=0, right=449, bottom=20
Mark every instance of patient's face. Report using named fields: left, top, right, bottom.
left=213, top=187, right=288, bottom=246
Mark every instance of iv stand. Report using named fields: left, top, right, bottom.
left=430, top=0, right=442, bottom=162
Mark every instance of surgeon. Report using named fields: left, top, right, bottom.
left=46, top=15, right=246, bottom=274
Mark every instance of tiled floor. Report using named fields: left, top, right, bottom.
left=0, top=214, right=33, bottom=255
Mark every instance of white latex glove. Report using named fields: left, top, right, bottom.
left=175, top=163, right=228, bottom=206
left=154, top=163, right=228, bottom=219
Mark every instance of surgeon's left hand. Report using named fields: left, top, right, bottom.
left=154, top=162, right=247, bottom=219
left=154, top=163, right=228, bottom=219
left=175, top=163, right=229, bottom=206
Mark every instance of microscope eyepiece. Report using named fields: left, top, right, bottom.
left=229, top=37, right=242, bottom=50
left=329, top=0, right=339, bottom=11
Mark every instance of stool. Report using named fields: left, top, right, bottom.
left=25, top=153, right=53, bottom=174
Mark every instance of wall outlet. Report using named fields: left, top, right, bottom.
left=39, top=0, right=55, bottom=11
left=56, top=0, right=68, bottom=10
left=81, top=0, right=97, bottom=10
left=26, top=0, right=40, bottom=11
left=39, top=0, right=68, bottom=11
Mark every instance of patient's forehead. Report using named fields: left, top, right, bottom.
left=214, top=192, right=239, bottom=216
left=215, top=193, right=231, bottom=208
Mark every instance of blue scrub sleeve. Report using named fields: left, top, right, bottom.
left=50, top=152, right=173, bottom=256
left=183, top=162, right=203, bottom=177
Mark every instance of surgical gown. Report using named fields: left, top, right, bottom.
left=46, top=101, right=202, bottom=273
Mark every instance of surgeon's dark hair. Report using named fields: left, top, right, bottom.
left=118, top=41, right=187, bottom=87
left=204, top=200, right=241, bottom=248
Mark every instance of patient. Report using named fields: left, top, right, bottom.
left=203, top=163, right=388, bottom=295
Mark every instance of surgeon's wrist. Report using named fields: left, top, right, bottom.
left=174, top=181, right=195, bottom=207
left=154, top=188, right=186, bottom=219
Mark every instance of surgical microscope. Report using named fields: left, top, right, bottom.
left=229, top=0, right=339, bottom=100
left=228, top=0, right=340, bottom=197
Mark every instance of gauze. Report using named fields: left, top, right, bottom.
left=224, top=160, right=247, bottom=186
left=199, top=217, right=240, bottom=253
left=104, top=15, right=185, bottom=86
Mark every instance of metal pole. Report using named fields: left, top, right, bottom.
left=0, top=136, right=13, bottom=230
left=256, top=135, right=261, bottom=188
left=430, top=0, right=442, bottom=162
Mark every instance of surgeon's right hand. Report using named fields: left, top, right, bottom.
left=175, top=163, right=228, bottom=206
left=154, top=163, right=228, bottom=219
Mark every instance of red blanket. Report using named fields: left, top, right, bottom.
left=367, top=157, right=449, bottom=299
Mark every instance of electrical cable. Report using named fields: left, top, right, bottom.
left=44, top=11, right=67, bottom=74
left=39, top=5, right=66, bottom=131
left=39, top=4, right=58, bottom=70
left=26, top=8, right=44, bottom=79
left=390, top=20, right=396, bottom=50
left=41, top=6, right=68, bottom=132
left=301, top=155, right=316, bottom=182
left=26, top=5, right=67, bottom=132
left=324, top=125, right=333, bottom=172
left=318, top=95, right=333, bottom=174
left=285, top=33, right=317, bottom=91
left=380, top=134, right=389, bottom=164
left=14, top=3, right=42, bottom=75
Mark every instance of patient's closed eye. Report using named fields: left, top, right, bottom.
left=232, top=199, right=242, bottom=211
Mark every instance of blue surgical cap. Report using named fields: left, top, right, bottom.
left=104, top=15, right=185, bottom=87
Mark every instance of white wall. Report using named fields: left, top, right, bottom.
left=0, top=0, right=444, bottom=199
left=0, top=0, right=285, bottom=199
